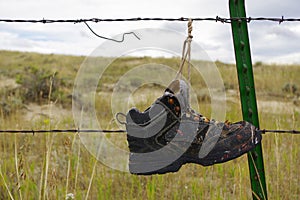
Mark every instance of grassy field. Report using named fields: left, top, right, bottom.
left=0, top=50, right=299, bottom=199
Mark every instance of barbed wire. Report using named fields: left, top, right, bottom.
left=0, top=129, right=126, bottom=135
left=0, top=16, right=300, bottom=24
left=260, top=129, right=300, bottom=134
left=2, top=16, right=299, bottom=42
left=0, top=128, right=299, bottom=135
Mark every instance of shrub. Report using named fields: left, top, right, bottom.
left=0, top=85, right=23, bottom=117
left=282, top=83, right=298, bottom=94
left=16, top=66, right=62, bottom=104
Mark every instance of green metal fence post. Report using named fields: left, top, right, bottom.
left=229, top=0, right=268, bottom=199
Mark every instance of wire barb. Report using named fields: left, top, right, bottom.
left=83, top=21, right=140, bottom=42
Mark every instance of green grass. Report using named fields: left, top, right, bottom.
left=0, top=50, right=299, bottom=199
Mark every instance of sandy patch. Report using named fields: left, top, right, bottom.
left=0, top=78, right=19, bottom=89
left=23, top=103, right=72, bottom=122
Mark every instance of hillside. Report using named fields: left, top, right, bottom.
left=0, top=50, right=299, bottom=119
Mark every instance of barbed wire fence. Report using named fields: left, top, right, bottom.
left=0, top=16, right=300, bottom=134
left=0, top=129, right=299, bottom=135
left=1, top=16, right=300, bottom=23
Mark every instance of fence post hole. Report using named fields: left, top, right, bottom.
left=229, top=0, right=268, bottom=199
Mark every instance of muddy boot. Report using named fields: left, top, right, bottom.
left=126, top=80, right=262, bottom=175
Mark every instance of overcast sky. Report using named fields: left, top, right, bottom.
left=0, top=0, right=300, bottom=64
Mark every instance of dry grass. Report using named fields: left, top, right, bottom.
left=0, top=50, right=299, bottom=199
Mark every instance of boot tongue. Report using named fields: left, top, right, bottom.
left=166, top=79, right=189, bottom=113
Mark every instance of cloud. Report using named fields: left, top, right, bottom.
left=0, top=0, right=300, bottom=64
left=247, top=0, right=300, bottom=16
left=248, top=22, right=300, bottom=63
